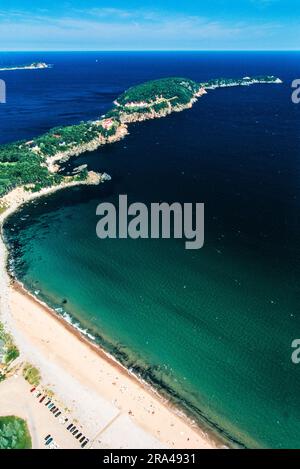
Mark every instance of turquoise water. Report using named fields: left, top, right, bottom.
left=2, top=52, right=300, bottom=448
left=5, top=182, right=300, bottom=448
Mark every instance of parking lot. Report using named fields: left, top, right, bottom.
left=0, top=375, right=85, bottom=449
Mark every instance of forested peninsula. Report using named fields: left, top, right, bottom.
left=0, top=75, right=282, bottom=201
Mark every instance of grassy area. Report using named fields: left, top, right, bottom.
left=0, top=201, right=8, bottom=215
left=3, top=345, right=19, bottom=364
left=44, top=388, right=54, bottom=398
left=22, top=363, right=41, bottom=386
left=0, top=322, right=19, bottom=367
left=0, top=416, right=32, bottom=449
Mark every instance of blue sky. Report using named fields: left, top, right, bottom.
left=1, top=0, right=299, bottom=51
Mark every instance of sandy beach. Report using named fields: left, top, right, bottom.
left=0, top=183, right=221, bottom=449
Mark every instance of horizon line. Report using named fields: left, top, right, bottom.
left=0, top=49, right=300, bottom=53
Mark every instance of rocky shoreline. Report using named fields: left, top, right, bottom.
left=44, top=87, right=206, bottom=173
left=45, top=123, right=129, bottom=173
left=117, top=87, right=207, bottom=124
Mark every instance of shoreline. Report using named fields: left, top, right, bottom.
left=0, top=74, right=284, bottom=449
left=0, top=182, right=224, bottom=449
left=45, top=123, right=129, bottom=173
left=43, top=89, right=204, bottom=173
left=12, top=279, right=225, bottom=447
left=0, top=63, right=50, bottom=71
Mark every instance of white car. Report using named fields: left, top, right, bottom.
left=48, top=442, right=60, bottom=449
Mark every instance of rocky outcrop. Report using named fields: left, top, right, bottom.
left=45, top=123, right=128, bottom=173
left=118, top=87, right=207, bottom=124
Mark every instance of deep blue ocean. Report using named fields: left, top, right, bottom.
left=1, top=52, right=300, bottom=448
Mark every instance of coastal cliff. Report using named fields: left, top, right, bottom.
left=117, top=88, right=207, bottom=124
left=45, top=123, right=128, bottom=173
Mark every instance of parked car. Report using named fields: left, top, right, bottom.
left=40, top=396, right=46, bottom=403
left=67, top=424, right=73, bottom=430
left=79, top=436, right=85, bottom=443
left=49, top=442, right=59, bottom=450
left=45, top=434, right=51, bottom=441
left=30, top=387, right=36, bottom=393
left=45, top=437, right=53, bottom=446
left=76, top=433, right=82, bottom=440
left=81, top=439, right=88, bottom=448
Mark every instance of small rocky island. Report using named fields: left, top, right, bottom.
left=0, top=75, right=282, bottom=200
left=0, top=62, right=50, bottom=71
